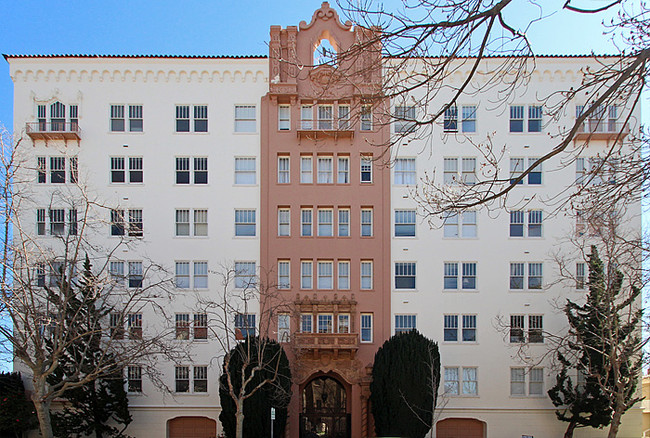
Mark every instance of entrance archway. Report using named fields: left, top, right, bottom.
left=168, top=416, right=217, bottom=438
left=436, top=418, right=486, bottom=438
left=300, top=376, right=350, bottom=438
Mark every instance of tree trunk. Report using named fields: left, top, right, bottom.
left=608, top=410, right=622, bottom=438
left=564, top=421, right=577, bottom=438
left=236, top=402, right=245, bottom=438
left=32, top=396, right=53, bottom=438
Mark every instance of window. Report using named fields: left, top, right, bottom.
left=37, top=157, right=46, bottom=183
left=194, top=210, right=208, bottom=236
left=127, top=313, right=142, bottom=339
left=510, top=315, right=525, bottom=342
left=50, top=157, right=65, bottom=183
left=462, top=158, right=476, bottom=184
left=395, top=262, right=416, bottom=289
left=318, top=314, right=333, bottom=333
left=194, top=262, right=208, bottom=289
left=511, top=367, right=544, bottom=396
left=278, top=314, right=290, bottom=342
left=361, top=313, right=373, bottom=342
left=576, top=157, right=587, bottom=185
left=234, top=262, right=256, bottom=289
left=110, top=157, right=143, bottom=183
left=444, top=315, right=458, bottom=341
left=528, top=210, right=542, bottom=237
left=443, top=158, right=458, bottom=184
left=510, top=157, right=524, bottom=185
left=112, top=105, right=143, bottom=132
left=510, top=105, right=542, bottom=133
left=38, top=208, right=76, bottom=236
left=127, top=366, right=142, bottom=393
left=175, top=262, right=190, bottom=289
left=509, top=105, right=524, bottom=132
left=235, top=157, right=256, bottom=184
left=462, top=315, right=477, bottom=342
left=317, top=261, right=333, bottom=289
left=111, top=105, right=125, bottom=132
left=395, top=210, right=416, bottom=237
left=277, top=156, right=290, bottom=184
left=129, top=105, right=143, bottom=132
left=509, top=210, right=542, bottom=238
left=301, top=105, right=313, bottom=130
left=317, top=105, right=333, bottom=130
left=394, top=105, right=416, bottom=133
left=194, top=313, right=208, bottom=340
left=528, top=263, right=543, bottom=289
left=278, top=261, right=290, bottom=289
left=360, top=155, right=372, bottom=183
left=301, top=156, right=313, bottom=183
left=528, top=106, right=542, bottom=132
left=462, top=105, right=477, bottom=132
left=278, top=105, right=291, bottom=130
left=509, top=211, right=524, bottom=237
left=509, top=262, right=543, bottom=290
left=510, top=263, right=524, bottom=289
left=49, top=261, right=64, bottom=287
left=36, top=209, right=46, bottom=235
left=175, top=313, right=190, bottom=340
left=278, top=209, right=290, bottom=236
left=576, top=262, right=586, bottom=289
left=361, top=208, right=373, bottom=237
left=361, top=261, right=373, bottom=290
left=176, top=105, right=208, bottom=132
left=234, top=313, right=256, bottom=338
left=235, top=209, right=256, bottom=237
left=176, top=209, right=208, bottom=237
left=338, top=208, right=350, bottom=237
left=444, top=262, right=477, bottom=290
left=360, top=104, right=372, bottom=131
left=109, top=261, right=125, bottom=286
left=445, top=367, right=478, bottom=395
left=128, top=210, right=143, bottom=237
left=37, top=156, right=77, bottom=184
left=337, top=156, right=349, bottom=184
left=234, top=105, right=256, bottom=132
left=70, top=157, right=78, bottom=183
left=395, top=314, right=416, bottom=334
left=318, top=209, right=333, bottom=236
left=317, top=157, right=333, bottom=183
left=444, top=212, right=477, bottom=238
left=338, top=261, right=350, bottom=290
left=443, top=106, right=458, bottom=132
left=194, top=366, right=208, bottom=393
left=175, top=157, right=208, bottom=185
left=301, top=261, right=313, bottom=289
left=175, top=366, right=190, bottom=392
left=301, top=208, right=313, bottom=237
left=338, top=314, right=350, bottom=333
left=510, top=314, right=543, bottom=343
left=394, top=158, right=416, bottom=185
left=338, top=104, right=350, bottom=130
left=528, top=157, right=542, bottom=184
left=301, top=314, right=313, bottom=333
left=49, top=209, right=65, bottom=235
left=529, top=315, right=544, bottom=343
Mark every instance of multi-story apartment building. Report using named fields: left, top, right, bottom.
left=6, top=3, right=643, bottom=438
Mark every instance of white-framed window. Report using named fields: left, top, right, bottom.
left=394, top=105, right=416, bottom=133
left=443, top=158, right=458, bottom=184
left=37, top=208, right=77, bottom=236
left=301, top=105, right=313, bottom=130
left=278, top=314, right=290, bottom=342
left=110, top=156, right=143, bottom=184
left=509, top=105, right=524, bottom=132
left=127, top=209, right=143, bottom=237
left=278, top=208, right=290, bottom=237
left=361, top=208, right=373, bottom=237
left=443, top=315, right=459, bottom=341
left=444, top=367, right=478, bottom=395
left=510, top=262, right=544, bottom=290
left=109, top=261, right=125, bottom=286
left=394, top=210, right=416, bottom=237
left=528, top=157, right=542, bottom=184
left=175, top=366, right=191, bottom=393
left=443, top=211, right=477, bottom=238
left=234, top=262, right=256, bottom=289
left=175, top=262, right=190, bottom=289
left=360, top=155, right=372, bottom=183
left=301, top=314, right=313, bottom=333
left=360, top=261, right=373, bottom=290
left=317, top=105, right=333, bottom=130
left=510, top=157, right=524, bottom=185
left=395, top=314, right=417, bottom=334
left=175, top=313, right=190, bottom=340
left=318, top=209, right=333, bottom=236
left=235, top=313, right=256, bottom=338
left=461, top=158, right=476, bottom=184
left=338, top=314, right=350, bottom=333
left=509, top=314, right=544, bottom=343
left=338, top=208, right=350, bottom=237
left=317, top=156, right=333, bottom=183
left=444, top=157, right=476, bottom=185
left=278, top=261, right=290, bottom=290
left=301, top=208, right=313, bottom=237
left=37, top=156, right=77, bottom=184
left=338, top=261, right=350, bottom=290
left=394, top=158, right=416, bottom=185
left=443, top=262, right=477, bottom=290
left=278, top=105, right=291, bottom=131
left=301, top=156, right=313, bottom=183
left=338, top=104, right=350, bottom=130
left=234, top=105, right=256, bottom=132
left=445, top=315, right=478, bottom=343
left=193, top=366, right=208, bottom=393
left=301, top=261, right=313, bottom=289
left=128, top=262, right=143, bottom=289
left=576, top=262, right=586, bottom=290
left=317, top=261, right=333, bottom=289
left=361, top=313, right=373, bottom=342
left=462, top=105, right=477, bottom=133
left=394, top=262, right=416, bottom=289
left=194, top=313, right=208, bottom=340
left=443, top=106, right=458, bottom=132
left=175, top=262, right=207, bottom=290
left=127, top=312, right=142, bottom=339
left=127, top=366, right=142, bottom=393
left=235, top=209, right=256, bottom=237
left=109, top=210, right=123, bottom=237
left=194, top=262, right=208, bottom=289
left=509, top=210, right=543, bottom=238
left=510, top=105, right=542, bottom=133
left=511, top=367, right=544, bottom=396
left=175, top=209, right=208, bottom=237
left=337, top=156, right=350, bottom=184
left=235, top=157, right=256, bottom=185
left=175, top=105, right=208, bottom=133
left=528, top=106, right=542, bottom=132
left=111, top=104, right=143, bottom=132
left=277, top=156, right=290, bottom=184
left=175, top=157, right=208, bottom=185
left=318, top=314, right=333, bottom=333
left=528, top=263, right=543, bottom=289
left=360, top=104, right=372, bottom=131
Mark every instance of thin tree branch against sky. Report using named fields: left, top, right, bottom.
left=0, top=0, right=646, bottom=130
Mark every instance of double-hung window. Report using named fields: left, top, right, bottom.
left=278, top=105, right=291, bottom=130
left=175, top=209, right=208, bottom=237
left=528, top=157, right=542, bottom=184
left=176, top=105, right=208, bottom=132
left=278, top=314, right=290, bottom=342
left=528, top=106, right=542, bottom=132
left=445, top=314, right=478, bottom=342
left=175, top=313, right=190, bottom=340
left=300, top=156, right=313, bottom=183
left=443, top=158, right=458, bottom=184
left=443, top=106, right=458, bottom=132
left=194, top=366, right=208, bottom=392
left=394, top=210, right=416, bottom=237
left=50, top=157, right=66, bottom=183
left=112, top=105, right=143, bottom=132
left=509, top=210, right=543, bottom=237
left=127, top=313, right=142, bottom=339
left=445, top=367, right=478, bottom=395
left=49, top=209, right=65, bottom=235
left=444, top=315, right=459, bottom=341
left=317, top=261, right=333, bottom=289
left=175, top=366, right=190, bottom=393
left=110, top=157, right=143, bottom=183
left=394, top=262, right=416, bottom=289
left=338, top=261, right=350, bottom=290
left=301, top=314, right=313, bottom=333
left=318, top=209, right=333, bottom=236
left=360, top=155, right=373, bottom=183
left=301, top=105, right=313, bottom=130
left=110, top=209, right=125, bottom=236
left=576, top=262, right=586, bottom=289
left=510, top=157, right=524, bottom=185
left=360, top=261, right=373, bottom=290
left=394, top=105, right=416, bottom=133
left=128, top=262, right=143, bottom=288
left=235, top=209, right=256, bottom=237
left=128, top=210, right=143, bottom=237
left=109, top=261, right=125, bottom=286
left=278, top=208, right=291, bottom=236
left=317, top=105, right=333, bottom=130
left=510, top=105, right=542, bottom=133
left=338, top=314, right=350, bottom=333
left=111, top=105, right=126, bottom=131
left=337, top=156, right=349, bottom=184
left=444, top=262, right=477, bottom=290
left=338, top=208, right=350, bottom=237
left=234, top=105, right=256, bottom=132
left=360, top=313, right=373, bottom=342
left=194, top=314, right=208, bottom=340
left=301, top=208, right=313, bottom=237
left=278, top=156, right=290, bottom=184
left=235, top=314, right=256, bottom=338
left=235, top=157, right=256, bottom=184
left=395, top=314, right=416, bottom=334
left=317, top=157, right=333, bottom=183
left=278, top=261, right=290, bottom=289
left=361, top=208, right=373, bottom=237
left=509, top=262, right=543, bottom=290
left=176, top=157, right=208, bottom=185
left=461, top=105, right=477, bottom=132
left=394, top=158, right=416, bottom=185
left=444, top=212, right=477, bottom=238
left=509, top=105, right=525, bottom=132
left=318, top=314, right=333, bottom=333
left=301, top=261, right=313, bottom=289
left=234, top=262, right=256, bottom=289
left=338, top=104, right=350, bottom=130
left=127, top=366, right=142, bottom=393
left=511, top=367, right=544, bottom=396
left=360, top=105, right=372, bottom=131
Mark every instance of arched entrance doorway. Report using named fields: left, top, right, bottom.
left=300, top=376, right=350, bottom=438
left=436, top=418, right=486, bottom=438
left=168, top=416, right=217, bottom=438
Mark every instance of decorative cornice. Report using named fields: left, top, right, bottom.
left=299, top=2, right=352, bottom=31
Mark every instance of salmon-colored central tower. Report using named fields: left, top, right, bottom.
left=260, top=3, right=389, bottom=437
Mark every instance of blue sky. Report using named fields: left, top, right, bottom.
left=0, top=0, right=634, bottom=131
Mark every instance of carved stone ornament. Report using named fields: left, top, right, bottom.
left=299, top=2, right=352, bottom=31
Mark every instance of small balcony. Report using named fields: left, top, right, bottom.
left=574, top=120, right=628, bottom=141
left=297, top=119, right=355, bottom=140
left=294, top=332, right=359, bottom=359
left=26, top=121, right=81, bottom=144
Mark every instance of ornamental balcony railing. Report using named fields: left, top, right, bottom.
left=293, top=332, right=359, bottom=358
left=26, top=121, right=81, bottom=143
left=575, top=120, right=629, bottom=141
